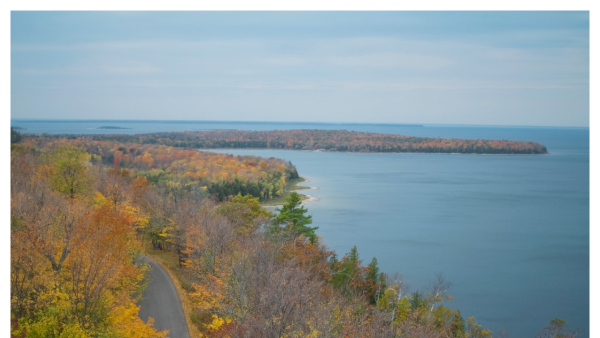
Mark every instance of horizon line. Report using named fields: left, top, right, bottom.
left=9, top=118, right=589, bottom=129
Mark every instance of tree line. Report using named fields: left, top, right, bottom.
left=32, top=129, right=549, bottom=154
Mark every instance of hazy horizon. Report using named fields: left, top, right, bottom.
left=11, top=11, right=589, bottom=127
left=10, top=118, right=588, bottom=129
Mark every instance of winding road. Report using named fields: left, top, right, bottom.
left=138, top=254, right=190, bottom=338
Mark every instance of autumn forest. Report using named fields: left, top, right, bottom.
left=39, top=129, right=549, bottom=155
left=11, top=129, right=571, bottom=338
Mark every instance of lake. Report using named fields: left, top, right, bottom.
left=12, top=119, right=589, bottom=337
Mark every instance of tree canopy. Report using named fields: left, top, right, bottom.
left=42, top=129, right=549, bottom=154
left=48, top=145, right=92, bottom=199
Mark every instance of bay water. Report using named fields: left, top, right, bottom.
left=12, top=120, right=589, bottom=337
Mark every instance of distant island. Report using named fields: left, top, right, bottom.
left=98, top=126, right=132, bottom=129
left=11, top=126, right=25, bottom=130
left=41, top=129, right=548, bottom=154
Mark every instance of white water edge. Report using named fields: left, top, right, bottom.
left=263, top=177, right=319, bottom=211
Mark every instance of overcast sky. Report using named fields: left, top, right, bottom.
left=11, top=11, right=589, bottom=127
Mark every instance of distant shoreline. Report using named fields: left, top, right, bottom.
left=98, top=126, right=132, bottom=130
left=10, top=119, right=590, bottom=129
left=203, top=148, right=548, bottom=156
left=10, top=119, right=424, bottom=127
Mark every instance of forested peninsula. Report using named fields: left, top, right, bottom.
left=37, top=129, right=548, bottom=154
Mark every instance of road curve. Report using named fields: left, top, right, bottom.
left=138, top=254, right=190, bottom=338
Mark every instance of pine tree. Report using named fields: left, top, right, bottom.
left=11, top=127, right=22, bottom=144
left=274, top=192, right=318, bottom=243
left=366, top=257, right=380, bottom=304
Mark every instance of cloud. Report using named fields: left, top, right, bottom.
left=10, top=13, right=589, bottom=126
left=102, top=64, right=161, bottom=74
left=261, top=56, right=306, bottom=66
left=325, top=52, right=453, bottom=70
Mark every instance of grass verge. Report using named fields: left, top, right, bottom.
left=260, top=177, right=311, bottom=206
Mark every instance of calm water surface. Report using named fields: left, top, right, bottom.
left=12, top=120, right=589, bottom=337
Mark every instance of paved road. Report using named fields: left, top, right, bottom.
left=138, top=254, right=190, bottom=338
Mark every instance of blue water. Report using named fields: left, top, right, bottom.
left=12, top=120, right=589, bottom=337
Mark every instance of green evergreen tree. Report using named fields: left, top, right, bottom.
left=274, top=192, right=318, bottom=243
left=366, top=257, right=380, bottom=304
left=347, top=245, right=359, bottom=263
left=331, top=245, right=361, bottom=295
left=410, top=291, right=424, bottom=310
left=11, top=127, right=22, bottom=144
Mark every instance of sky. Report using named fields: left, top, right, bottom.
left=10, top=11, right=590, bottom=127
